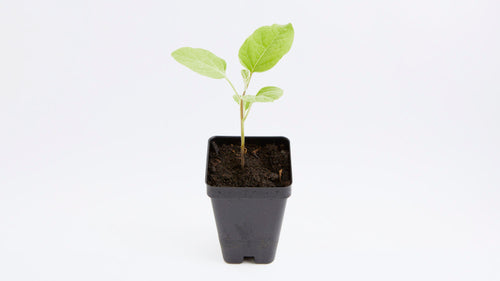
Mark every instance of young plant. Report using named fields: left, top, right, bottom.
left=172, top=23, right=294, bottom=168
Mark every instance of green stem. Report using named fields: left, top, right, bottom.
left=239, top=72, right=253, bottom=168
left=225, top=74, right=253, bottom=168
left=240, top=99, right=245, bottom=168
left=225, top=76, right=245, bottom=167
left=224, top=76, right=239, bottom=96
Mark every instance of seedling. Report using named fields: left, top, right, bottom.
left=172, top=23, right=294, bottom=167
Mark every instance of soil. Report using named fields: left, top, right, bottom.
left=207, top=141, right=292, bottom=187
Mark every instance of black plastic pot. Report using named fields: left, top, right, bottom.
left=206, top=136, right=292, bottom=264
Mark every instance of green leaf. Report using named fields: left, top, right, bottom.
left=232, top=94, right=240, bottom=104
left=255, top=86, right=283, bottom=102
left=171, top=47, right=226, bottom=79
left=241, top=69, right=250, bottom=85
left=238, top=23, right=294, bottom=73
left=242, top=95, right=256, bottom=110
left=245, top=102, right=252, bottom=111
left=242, top=95, right=256, bottom=103
left=233, top=94, right=253, bottom=110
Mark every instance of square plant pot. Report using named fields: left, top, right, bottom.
left=206, top=136, right=292, bottom=264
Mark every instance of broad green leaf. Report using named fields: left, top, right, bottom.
left=238, top=23, right=294, bottom=73
left=255, top=86, right=283, bottom=102
left=171, top=47, right=226, bottom=79
left=241, top=69, right=250, bottom=85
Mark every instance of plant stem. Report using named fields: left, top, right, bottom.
left=240, top=99, right=245, bottom=168
left=239, top=72, right=253, bottom=168
left=224, top=76, right=239, bottom=96
left=224, top=74, right=253, bottom=168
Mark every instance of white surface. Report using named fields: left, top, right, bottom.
left=1, top=0, right=499, bottom=280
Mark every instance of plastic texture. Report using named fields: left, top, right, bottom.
left=206, top=136, right=292, bottom=264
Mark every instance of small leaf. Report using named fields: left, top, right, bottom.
left=238, top=23, right=294, bottom=73
left=245, top=102, right=252, bottom=111
left=232, top=94, right=240, bottom=104
left=241, top=69, right=250, bottom=85
left=242, top=95, right=257, bottom=103
left=242, top=95, right=256, bottom=110
left=241, top=95, right=256, bottom=110
left=171, top=47, right=226, bottom=79
left=255, top=86, right=283, bottom=102
left=233, top=95, right=252, bottom=110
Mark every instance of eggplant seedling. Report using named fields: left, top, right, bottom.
left=172, top=23, right=294, bottom=168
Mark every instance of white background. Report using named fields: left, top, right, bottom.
left=1, top=0, right=499, bottom=280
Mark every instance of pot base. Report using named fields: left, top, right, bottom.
left=222, top=250, right=276, bottom=264
left=208, top=186, right=291, bottom=264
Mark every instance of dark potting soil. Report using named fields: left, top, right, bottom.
left=207, top=142, right=292, bottom=187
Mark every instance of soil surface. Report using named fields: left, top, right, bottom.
left=207, top=141, right=292, bottom=187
